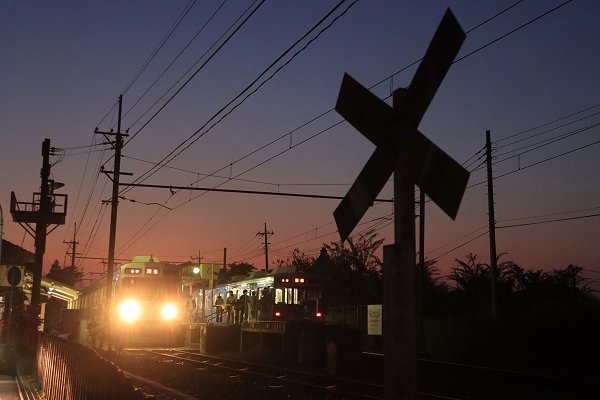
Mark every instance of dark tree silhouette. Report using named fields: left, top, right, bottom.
left=46, top=259, right=83, bottom=287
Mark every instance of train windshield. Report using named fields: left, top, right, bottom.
left=119, top=277, right=178, bottom=300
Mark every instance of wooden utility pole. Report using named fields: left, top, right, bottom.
left=96, top=95, right=130, bottom=342
left=257, top=222, right=273, bottom=272
left=486, top=130, right=498, bottom=317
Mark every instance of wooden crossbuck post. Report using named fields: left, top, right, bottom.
left=333, top=9, right=469, bottom=400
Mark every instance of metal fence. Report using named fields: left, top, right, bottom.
left=11, top=329, right=142, bottom=400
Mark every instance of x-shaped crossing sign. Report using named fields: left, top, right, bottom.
left=334, top=9, right=470, bottom=241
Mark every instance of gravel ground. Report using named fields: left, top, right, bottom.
left=105, top=350, right=351, bottom=400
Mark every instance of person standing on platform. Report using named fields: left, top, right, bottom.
left=225, top=291, right=235, bottom=324
left=237, top=289, right=249, bottom=323
left=215, top=294, right=224, bottom=323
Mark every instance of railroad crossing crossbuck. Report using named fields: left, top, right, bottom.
left=332, top=8, right=470, bottom=400
left=333, top=8, right=470, bottom=241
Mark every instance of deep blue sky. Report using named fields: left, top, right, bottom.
left=1, top=1, right=599, bottom=284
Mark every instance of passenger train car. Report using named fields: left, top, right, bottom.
left=72, top=256, right=185, bottom=346
left=206, top=266, right=324, bottom=323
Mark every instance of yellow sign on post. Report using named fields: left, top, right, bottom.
left=367, top=304, right=382, bottom=336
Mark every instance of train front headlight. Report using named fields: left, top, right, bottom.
left=161, top=303, right=178, bottom=320
left=118, top=300, right=141, bottom=322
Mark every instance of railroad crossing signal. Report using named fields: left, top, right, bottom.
left=333, top=9, right=469, bottom=241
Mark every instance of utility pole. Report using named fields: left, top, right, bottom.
left=10, top=139, right=67, bottom=330
left=257, top=222, right=274, bottom=272
left=417, top=190, right=425, bottom=352
left=32, top=139, right=51, bottom=327
left=96, top=95, right=130, bottom=342
left=486, top=130, right=498, bottom=318
left=192, top=251, right=203, bottom=320
left=63, top=222, right=79, bottom=270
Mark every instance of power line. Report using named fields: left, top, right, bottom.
left=497, top=212, right=600, bottom=229
left=123, top=0, right=267, bottom=147
left=119, top=182, right=393, bottom=203
left=453, top=0, right=575, bottom=64
left=466, top=137, right=600, bottom=190
left=430, top=231, right=489, bottom=262
left=498, top=206, right=600, bottom=223
left=122, top=0, right=228, bottom=123
left=471, top=121, right=600, bottom=173
left=496, top=103, right=600, bottom=143
left=496, top=110, right=600, bottom=151
left=121, top=0, right=198, bottom=96
left=122, top=0, right=357, bottom=195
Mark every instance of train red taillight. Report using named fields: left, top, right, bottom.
left=315, top=312, right=323, bottom=318
left=274, top=311, right=283, bottom=318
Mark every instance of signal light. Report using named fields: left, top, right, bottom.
left=315, top=312, right=323, bottom=318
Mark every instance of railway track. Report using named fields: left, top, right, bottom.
left=110, top=349, right=598, bottom=400
left=123, top=348, right=384, bottom=399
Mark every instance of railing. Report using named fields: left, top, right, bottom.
left=11, top=330, right=143, bottom=400
left=325, top=305, right=368, bottom=330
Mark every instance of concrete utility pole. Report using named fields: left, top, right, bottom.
left=96, top=95, right=130, bottom=340
left=192, top=251, right=203, bottom=320
left=486, top=130, right=498, bottom=318
left=257, top=222, right=273, bottom=272
left=418, top=190, right=426, bottom=352
left=10, top=139, right=67, bottom=330
left=32, top=139, right=51, bottom=326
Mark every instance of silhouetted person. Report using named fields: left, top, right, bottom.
left=215, top=294, right=224, bottom=323
left=237, top=290, right=249, bottom=322
left=225, top=291, right=235, bottom=324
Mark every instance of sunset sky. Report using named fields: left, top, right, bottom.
left=1, top=0, right=599, bottom=287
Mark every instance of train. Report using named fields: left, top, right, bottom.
left=71, top=257, right=324, bottom=347
left=71, top=256, right=185, bottom=346
left=202, top=266, right=324, bottom=323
